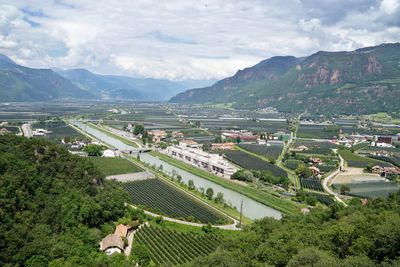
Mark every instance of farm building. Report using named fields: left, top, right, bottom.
left=103, top=149, right=118, bottom=157
left=100, top=234, right=125, bottom=255
left=171, top=131, right=184, bottom=138
left=114, top=224, right=129, bottom=237
left=309, top=166, right=321, bottom=176
left=384, top=167, right=400, bottom=177
left=310, top=157, right=323, bottom=165
left=148, top=130, right=167, bottom=143
left=267, top=140, right=285, bottom=146
left=166, top=144, right=238, bottom=178
left=211, top=142, right=235, bottom=150
left=221, top=130, right=258, bottom=143
left=100, top=224, right=130, bottom=256
left=179, top=139, right=202, bottom=148
left=371, top=165, right=384, bottom=174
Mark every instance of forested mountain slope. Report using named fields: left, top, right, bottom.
left=0, top=55, right=94, bottom=102
left=171, top=43, right=400, bottom=114
left=0, top=135, right=130, bottom=266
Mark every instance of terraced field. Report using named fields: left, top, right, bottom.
left=224, top=150, right=287, bottom=177
left=133, top=225, right=222, bottom=265
left=123, top=179, right=228, bottom=224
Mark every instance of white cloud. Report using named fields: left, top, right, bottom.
left=0, top=0, right=398, bottom=80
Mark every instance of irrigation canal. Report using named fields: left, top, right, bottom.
left=71, top=120, right=283, bottom=220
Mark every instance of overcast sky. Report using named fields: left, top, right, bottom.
left=0, top=0, right=399, bottom=80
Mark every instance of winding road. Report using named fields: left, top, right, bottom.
left=22, top=123, right=33, bottom=137
left=322, top=152, right=347, bottom=206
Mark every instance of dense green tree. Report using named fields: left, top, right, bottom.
left=133, top=124, right=145, bottom=135
left=295, top=163, right=312, bottom=178
left=190, top=191, right=400, bottom=266
left=206, top=188, right=214, bottom=199
left=188, top=179, right=195, bottom=190
left=340, top=184, right=351, bottom=195
left=83, top=144, right=103, bottom=156
left=0, top=135, right=129, bottom=266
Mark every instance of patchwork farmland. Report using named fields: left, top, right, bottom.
left=123, top=179, right=228, bottom=224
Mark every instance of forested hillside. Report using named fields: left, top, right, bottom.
left=0, top=135, right=130, bottom=266
left=191, top=195, right=400, bottom=266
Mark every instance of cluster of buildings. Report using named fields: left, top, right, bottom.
left=148, top=130, right=167, bottom=143
left=165, top=140, right=238, bottom=178
left=220, top=130, right=290, bottom=146
left=371, top=166, right=400, bottom=178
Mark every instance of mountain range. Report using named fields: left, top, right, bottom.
left=170, top=43, right=400, bottom=114
left=0, top=55, right=215, bottom=102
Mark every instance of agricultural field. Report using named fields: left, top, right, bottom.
left=338, top=149, right=393, bottom=168
left=190, top=118, right=288, bottom=133
left=359, top=146, right=400, bottom=156
left=292, top=140, right=336, bottom=155
left=283, top=159, right=303, bottom=170
left=123, top=179, right=228, bottom=224
left=368, top=155, right=400, bottom=167
left=3, top=126, right=20, bottom=133
left=308, top=192, right=335, bottom=205
left=224, top=150, right=287, bottom=177
left=133, top=224, right=222, bottom=265
left=332, top=181, right=400, bottom=198
left=238, top=144, right=283, bottom=160
left=87, top=157, right=142, bottom=176
left=297, top=124, right=339, bottom=139
left=32, top=121, right=85, bottom=141
left=300, top=177, right=324, bottom=191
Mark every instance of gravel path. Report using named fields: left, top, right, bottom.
left=106, top=171, right=155, bottom=182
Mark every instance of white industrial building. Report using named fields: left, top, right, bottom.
left=166, top=143, right=238, bottom=178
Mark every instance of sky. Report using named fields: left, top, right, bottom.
left=0, top=0, right=399, bottom=81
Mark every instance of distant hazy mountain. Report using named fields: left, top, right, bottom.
left=0, top=55, right=94, bottom=102
left=57, top=68, right=216, bottom=101
left=170, top=43, right=400, bottom=114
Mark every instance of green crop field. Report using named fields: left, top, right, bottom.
left=123, top=179, right=228, bottom=224
left=3, top=126, right=20, bottom=133
left=88, top=157, right=142, bottom=175
left=332, top=181, right=400, bottom=198
left=297, top=125, right=339, bottom=139
left=238, top=144, right=283, bottom=160
left=338, top=149, right=393, bottom=168
left=133, top=224, right=222, bottom=265
left=224, top=150, right=287, bottom=177
left=32, top=121, right=85, bottom=141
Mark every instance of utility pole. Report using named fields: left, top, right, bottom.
left=239, top=199, right=243, bottom=228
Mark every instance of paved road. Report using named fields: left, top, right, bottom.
left=22, top=123, right=33, bottom=137
left=322, top=152, right=348, bottom=207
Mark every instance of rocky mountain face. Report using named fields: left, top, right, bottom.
left=170, top=43, right=400, bottom=114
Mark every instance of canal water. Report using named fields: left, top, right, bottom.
left=72, top=120, right=282, bottom=220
